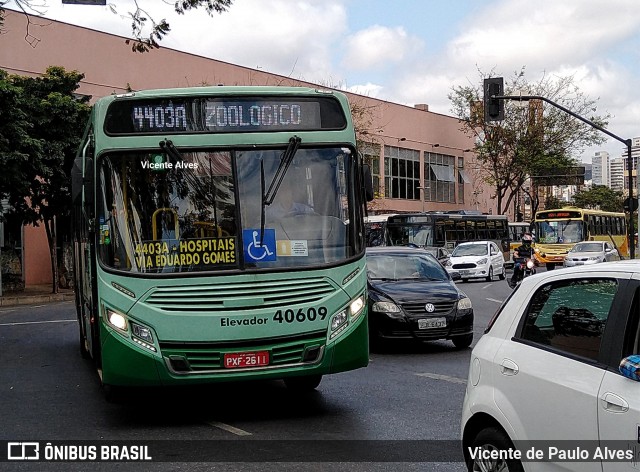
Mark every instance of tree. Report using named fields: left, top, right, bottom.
left=1, top=0, right=233, bottom=52
left=2, top=66, right=90, bottom=293
left=449, top=67, right=610, bottom=215
left=0, top=69, right=43, bottom=217
left=571, top=185, right=624, bottom=212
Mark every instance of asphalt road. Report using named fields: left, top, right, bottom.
left=0, top=275, right=516, bottom=471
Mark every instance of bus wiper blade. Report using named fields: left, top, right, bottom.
left=263, top=136, right=301, bottom=206
left=259, top=135, right=301, bottom=245
left=159, top=139, right=183, bottom=165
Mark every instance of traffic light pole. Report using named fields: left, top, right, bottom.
left=494, top=93, right=635, bottom=260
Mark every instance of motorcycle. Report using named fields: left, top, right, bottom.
left=508, top=257, right=536, bottom=288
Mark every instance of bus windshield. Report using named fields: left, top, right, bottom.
left=97, top=146, right=353, bottom=273
left=533, top=219, right=584, bottom=244
left=386, top=224, right=433, bottom=247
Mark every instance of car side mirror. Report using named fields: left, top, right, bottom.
left=450, top=271, right=461, bottom=281
left=620, top=355, right=640, bottom=382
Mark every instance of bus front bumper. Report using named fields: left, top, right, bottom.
left=99, top=314, right=369, bottom=387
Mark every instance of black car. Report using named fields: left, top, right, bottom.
left=366, top=247, right=473, bottom=349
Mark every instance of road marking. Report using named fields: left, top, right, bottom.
left=0, top=319, right=75, bottom=327
left=481, top=284, right=492, bottom=289
left=206, top=421, right=252, bottom=436
left=415, top=372, right=467, bottom=385
left=486, top=298, right=503, bottom=304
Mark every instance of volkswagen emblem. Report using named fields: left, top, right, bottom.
left=425, top=303, right=435, bottom=313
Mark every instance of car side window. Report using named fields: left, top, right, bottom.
left=517, top=278, right=618, bottom=362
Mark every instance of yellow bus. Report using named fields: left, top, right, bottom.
left=531, top=208, right=627, bottom=269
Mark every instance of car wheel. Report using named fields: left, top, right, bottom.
left=461, top=278, right=469, bottom=283
left=452, top=334, right=473, bottom=349
left=498, top=267, right=506, bottom=280
left=284, top=375, right=322, bottom=391
left=468, top=426, right=524, bottom=472
left=486, top=267, right=493, bottom=282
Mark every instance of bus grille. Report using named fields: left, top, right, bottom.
left=144, top=277, right=336, bottom=312
left=401, top=300, right=456, bottom=316
left=160, top=330, right=326, bottom=372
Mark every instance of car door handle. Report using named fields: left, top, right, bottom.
left=500, top=359, right=519, bottom=376
left=601, top=392, right=629, bottom=413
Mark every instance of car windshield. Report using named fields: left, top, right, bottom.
left=572, top=242, right=604, bottom=253
left=366, top=254, right=448, bottom=281
left=452, top=244, right=487, bottom=257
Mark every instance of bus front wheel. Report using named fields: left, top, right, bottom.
left=284, top=375, right=322, bottom=391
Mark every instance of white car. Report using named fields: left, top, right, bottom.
left=563, top=241, right=620, bottom=267
left=461, top=261, right=640, bottom=471
left=447, top=241, right=506, bottom=282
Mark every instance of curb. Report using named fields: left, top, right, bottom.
left=0, top=293, right=75, bottom=307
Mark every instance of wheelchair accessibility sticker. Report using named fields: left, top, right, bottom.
left=243, top=229, right=277, bottom=262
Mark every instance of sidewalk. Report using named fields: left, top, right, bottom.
left=0, top=284, right=75, bottom=307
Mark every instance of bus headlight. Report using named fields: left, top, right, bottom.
left=131, top=322, right=154, bottom=344
left=106, top=308, right=127, bottom=332
left=329, top=295, right=365, bottom=339
left=330, top=310, right=348, bottom=338
left=350, top=295, right=365, bottom=319
left=130, top=321, right=157, bottom=352
left=104, top=306, right=157, bottom=352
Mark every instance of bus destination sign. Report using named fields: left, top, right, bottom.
left=538, top=211, right=582, bottom=219
left=105, top=96, right=347, bottom=135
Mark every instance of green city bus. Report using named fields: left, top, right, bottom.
left=71, top=86, right=371, bottom=396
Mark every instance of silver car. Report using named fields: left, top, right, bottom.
left=563, top=241, right=620, bottom=267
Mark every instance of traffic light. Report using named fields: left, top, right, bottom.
left=483, top=77, right=504, bottom=122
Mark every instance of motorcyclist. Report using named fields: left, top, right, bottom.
left=510, top=233, right=534, bottom=286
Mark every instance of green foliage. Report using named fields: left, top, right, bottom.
left=0, top=65, right=90, bottom=292
left=544, top=196, right=564, bottom=211
left=7, top=66, right=90, bottom=225
left=571, top=185, right=624, bottom=213
left=449, top=67, right=610, bottom=215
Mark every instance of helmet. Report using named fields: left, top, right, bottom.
left=522, top=233, right=533, bottom=244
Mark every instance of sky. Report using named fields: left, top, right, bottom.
left=7, top=0, right=640, bottom=162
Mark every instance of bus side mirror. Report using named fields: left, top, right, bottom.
left=363, top=164, right=374, bottom=202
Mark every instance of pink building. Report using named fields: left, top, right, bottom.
left=0, top=9, right=501, bottom=286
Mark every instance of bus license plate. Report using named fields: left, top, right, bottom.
left=418, top=318, right=447, bottom=329
left=224, top=351, right=269, bottom=369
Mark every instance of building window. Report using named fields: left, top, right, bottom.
left=424, top=152, right=456, bottom=203
left=360, top=142, right=381, bottom=197
left=384, top=146, right=420, bottom=200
